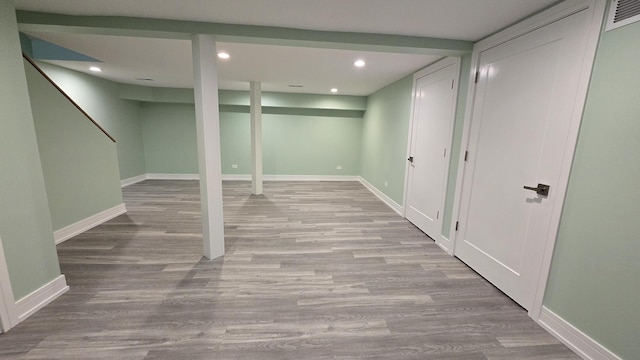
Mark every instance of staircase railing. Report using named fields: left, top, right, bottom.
left=22, top=53, right=116, bottom=143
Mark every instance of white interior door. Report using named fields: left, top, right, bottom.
left=455, top=9, right=591, bottom=310
left=405, top=61, right=458, bottom=241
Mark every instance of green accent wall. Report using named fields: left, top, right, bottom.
left=0, top=0, right=61, bottom=300
left=263, top=114, right=362, bottom=176
left=140, top=102, right=362, bottom=176
left=25, top=59, right=123, bottom=231
left=360, top=75, right=413, bottom=204
left=33, top=62, right=146, bottom=180
left=220, top=112, right=251, bottom=175
left=543, top=20, right=640, bottom=360
left=141, top=103, right=199, bottom=174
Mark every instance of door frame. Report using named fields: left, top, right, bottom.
left=0, top=235, right=19, bottom=332
left=448, top=0, right=606, bottom=319
left=402, top=57, right=461, bottom=250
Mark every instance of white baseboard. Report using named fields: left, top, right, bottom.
left=146, top=173, right=199, bottom=180
left=120, top=174, right=147, bottom=187
left=15, top=275, right=68, bottom=323
left=223, top=174, right=361, bottom=181
left=358, top=176, right=403, bottom=216
left=132, top=173, right=361, bottom=182
left=538, top=307, right=621, bottom=360
left=437, top=235, right=452, bottom=254
left=264, top=175, right=360, bottom=181
left=54, top=203, right=127, bottom=245
left=222, top=174, right=251, bottom=181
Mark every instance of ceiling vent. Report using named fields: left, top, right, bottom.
left=606, top=0, right=640, bottom=31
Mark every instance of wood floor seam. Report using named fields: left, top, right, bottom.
left=0, top=180, right=578, bottom=359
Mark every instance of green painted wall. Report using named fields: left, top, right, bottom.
left=220, top=112, right=251, bottom=175
left=0, top=0, right=61, bottom=300
left=141, top=103, right=199, bottom=174
left=442, top=54, right=472, bottom=238
left=33, top=62, right=146, bottom=180
left=25, top=59, right=123, bottom=231
left=543, top=21, right=640, bottom=360
left=360, top=75, right=413, bottom=204
left=140, top=102, right=362, bottom=176
left=263, top=114, right=361, bottom=176
left=120, top=84, right=195, bottom=104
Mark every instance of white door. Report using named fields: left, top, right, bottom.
left=405, top=61, right=458, bottom=241
left=455, top=10, right=591, bottom=310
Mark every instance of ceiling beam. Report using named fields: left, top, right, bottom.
left=16, top=11, right=473, bottom=56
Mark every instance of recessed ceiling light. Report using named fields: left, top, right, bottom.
left=331, top=88, right=338, bottom=93
left=89, top=66, right=102, bottom=72
left=354, top=60, right=366, bottom=68
left=217, top=52, right=230, bottom=59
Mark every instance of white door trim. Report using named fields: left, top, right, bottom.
left=448, top=0, right=606, bottom=319
left=402, top=57, right=461, bottom=229
left=0, top=236, right=19, bottom=332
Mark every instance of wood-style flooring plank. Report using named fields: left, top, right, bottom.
left=0, top=180, right=577, bottom=359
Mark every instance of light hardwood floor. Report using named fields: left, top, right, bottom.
left=0, top=180, right=578, bottom=359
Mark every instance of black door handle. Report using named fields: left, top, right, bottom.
left=523, top=183, right=550, bottom=196
left=407, top=156, right=414, bottom=163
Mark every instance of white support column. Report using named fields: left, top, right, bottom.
left=192, top=34, right=225, bottom=259
left=250, top=81, right=263, bottom=195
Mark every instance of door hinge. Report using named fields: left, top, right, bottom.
left=464, top=151, right=469, bottom=162
left=455, top=221, right=459, bottom=231
left=443, top=148, right=447, bottom=157
left=451, top=79, right=455, bottom=89
left=474, top=71, right=480, bottom=84
left=437, top=211, right=440, bottom=220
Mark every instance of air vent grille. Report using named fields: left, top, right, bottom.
left=606, top=0, right=640, bottom=31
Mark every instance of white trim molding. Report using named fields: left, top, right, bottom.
left=223, top=174, right=360, bottom=182
left=222, top=174, right=251, bottom=181
left=15, top=275, right=68, bottom=323
left=358, top=177, right=403, bottom=216
left=530, top=0, right=607, bottom=320
left=437, top=235, right=453, bottom=255
left=120, top=174, right=147, bottom=187
left=146, top=173, right=199, bottom=180
left=538, top=307, right=621, bottom=360
left=264, top=175, right=360, bottom=181
left=54, top=203, right=127, bottom=245
left=127, top=173, right=362, bottom=183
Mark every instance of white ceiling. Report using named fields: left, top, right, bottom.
left=24, top=31, right=442, bottom=95
left=15, top=0, right=560, bottom=95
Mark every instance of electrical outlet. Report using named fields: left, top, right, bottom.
left=384, top=181, right=388, bottom=187
left=231, top=164, right=238, bottom=169
left=336, top=165, right=342, bottom=170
